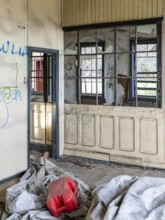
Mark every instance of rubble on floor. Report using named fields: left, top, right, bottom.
left=2, top=153, right=165, bottom=219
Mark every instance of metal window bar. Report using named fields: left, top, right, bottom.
left=80, top=45, right=103, bottom=99
left=77, top=31, right=81, bottom=104
left=135, top=26, right=138, bottom=107
left=64, top=23, right=161, bottom=107
left=114, top=27, right=117, bottom=106
left=157, top=23, right=162, bottom=108
left=96, top=29, right=98, bottom=105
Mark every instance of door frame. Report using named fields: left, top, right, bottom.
left=28, top=47, right=59, bottom=160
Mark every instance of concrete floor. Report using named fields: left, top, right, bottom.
left=50, top=156, right=165, bottom=189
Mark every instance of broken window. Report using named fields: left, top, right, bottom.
left=64, top=20, right=162, bottom=108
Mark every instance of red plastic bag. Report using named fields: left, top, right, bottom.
left=47, top=176, right=78, bottom=217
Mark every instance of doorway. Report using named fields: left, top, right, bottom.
left=28, top=47, right=59, bottom=158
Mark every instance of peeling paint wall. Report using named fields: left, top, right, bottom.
left=0, top=0, right=64, bottom=181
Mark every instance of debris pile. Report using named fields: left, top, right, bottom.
left=2, top=157, right=165, bottom=220
left=2, top=158, right=91, bottom=220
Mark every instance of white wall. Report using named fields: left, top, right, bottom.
left=0, top=0, right=28, bottom=180
left=0, top=0, right=64, bottom=181
left=28, top=0, right=64, bottom=156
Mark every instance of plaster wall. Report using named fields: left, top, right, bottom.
left=28, top=0, right=64, bottom=156
left=0, top=0, right=64, bottom=181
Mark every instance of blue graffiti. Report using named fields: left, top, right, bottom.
left=0, top=87, right=22, bottom=128
left=0, top=63, right=22, bottom=128
left=0, top=87, right=22, bottom=104
left=0, top=41, right=27, bottom=57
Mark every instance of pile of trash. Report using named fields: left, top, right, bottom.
left=2, top=158, right=165, bottom=220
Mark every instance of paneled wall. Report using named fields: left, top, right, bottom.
left=65, top=104, right=164, bottom=168
left=63, top=0, right=165, bottom=168
left=62, top=0, right=165, bottom=27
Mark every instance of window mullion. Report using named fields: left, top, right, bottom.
left=157, top=22, right=162, bottom=108
left=114, top=27, right=117, bottom=106
left=77, top=31, right=81, bottom=104
left=96, top=29, right=98, bottom=105
left=135, top=26, right=138, bottom=107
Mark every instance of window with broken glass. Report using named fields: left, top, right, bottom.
left=64, top=21, right=162, bottom=108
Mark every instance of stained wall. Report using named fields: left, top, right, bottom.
left=63, top=0, right=165, bottom=168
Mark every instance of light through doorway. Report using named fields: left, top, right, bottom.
left=28, top=47, right=59, bottom=158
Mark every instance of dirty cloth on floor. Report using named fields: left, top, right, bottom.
left=1, top=157, right=91, bottom=220
left=2, top=158, right=165, bottom=220
left=86, top=175, right=165, bottom=220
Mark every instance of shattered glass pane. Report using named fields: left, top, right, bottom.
left=137, top=24, right=157, bottom=38
left=64, top=56, right=77, bottom=104
left=97, top=28, right=114, bottom=53
left=116, top=26, right=135, bottom=53
left=64, top=31, right=77, bottom=55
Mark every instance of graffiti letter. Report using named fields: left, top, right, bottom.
left=20, top=47, right=28, bottom=57
left=11, top=43, right=18, bottom=55
left=0, top=41, right=10, bottom=54
left=3, top=88, right=12, bottom=104
left=12, top=89, right=22, bottom=101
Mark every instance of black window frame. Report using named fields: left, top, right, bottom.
left=64, top=18, right=162, bottom=108
left=79, top=42, right=105, bottom=100
left=30, top=53, right=53, bottom=102
left=130, top=38, right=158, bottom=100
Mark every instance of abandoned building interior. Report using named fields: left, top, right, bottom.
left=1, top=0, right=165, bottom=218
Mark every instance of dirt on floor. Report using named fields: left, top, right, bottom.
left=52, top=157, right=165, bottom=188
left=31, top=150, right=165, bottom=189
left=1, top=151, right=165, bottom=219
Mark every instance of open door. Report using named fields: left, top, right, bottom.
left=28, top=47, right=59, bottom=158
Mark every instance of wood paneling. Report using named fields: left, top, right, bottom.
left=62, top=0, right=165, bottom=27
left=119, top=117, right=135, bottom=152
left=64, top=105, right=164, bottom=168
left=140, top=119, right=158, bottom=155
left=100, top=116, right=114, bottom=149
left=82, top=115, right=95, bottom=146
left=65, top=114, right=78, bottom=144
